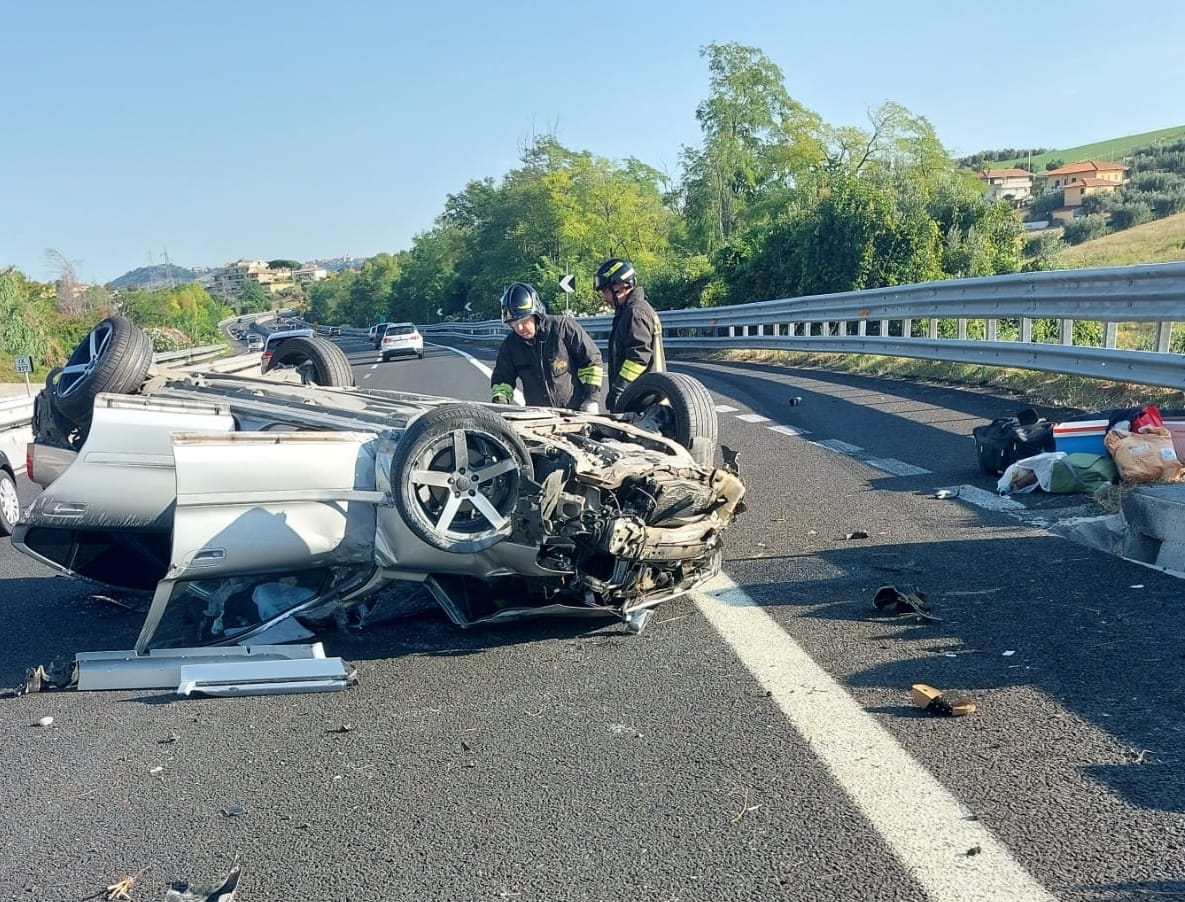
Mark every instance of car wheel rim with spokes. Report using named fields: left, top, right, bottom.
left=0, top=476, right=18, bottom=528
left=56, top=321, right=116, bottom=398
left=407, top=426, right=521, bottom=544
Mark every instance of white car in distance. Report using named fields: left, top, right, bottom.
left=380, top=323, right=424, bottom=361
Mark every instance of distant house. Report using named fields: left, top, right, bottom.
left=977, top=168, right=1035, bottom=204
left=1041, top=160, right=1127, bottom=193
left=1039, top=160, right=1128, bottom=222
left=294, top=263, right=328, bottom=284
left=207, top=259, right=296, bottom=299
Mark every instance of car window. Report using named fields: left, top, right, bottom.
left=142, top=570, right=330, bottom=649
left=385, top=325, right=416, bottom=335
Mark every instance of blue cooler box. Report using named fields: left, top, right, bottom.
left=1053, top=419, right=1109, bottom=456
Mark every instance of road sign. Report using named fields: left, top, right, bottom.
left=14, top=356, right=32, bottom=374
left=464, top=302, right=472, bottom=312
left=436, top=308, right=444, bottom=317
left=559, top=274, right=575, bottom=293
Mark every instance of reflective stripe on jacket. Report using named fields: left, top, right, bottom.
left=490, top=314, right=603, bottom=409
left=606, top=285, right=664, bottom=409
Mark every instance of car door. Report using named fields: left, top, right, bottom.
left=135, top=430, right=386, bottom=651
left=14, top=395, right=236, bottom=589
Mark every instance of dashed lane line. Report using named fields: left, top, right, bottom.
left=814, top=438, right=865, bottom=454
left=694, top=573, right=1058, bottom=902
left=767, top=424, right=810, bottom=437
left=736, top=413, right=771, bottom=423
left=866, top=458, right=932, bottom=477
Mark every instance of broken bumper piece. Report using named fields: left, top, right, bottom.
left=74, top=642, right=355, bottom=696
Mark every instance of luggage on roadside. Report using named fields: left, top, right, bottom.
left=1104, top=426, right=1185, bottom=485
left=973, top=408, right=1055, bottom=475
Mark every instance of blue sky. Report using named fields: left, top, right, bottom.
left=3, top=0, right=1183, bottom=284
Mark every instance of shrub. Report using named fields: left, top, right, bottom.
left=1128, top=171, right=1185, bottom=193
left=1022, top=230, right=1065, bottom=271
left=1062, top=214, right=1109, bottom=245
left=1028, top=192, right=1064, bottom=220
left=1108, top=201, right=1153, bottom=230
left=1148, top=190, right=1185, bottom=217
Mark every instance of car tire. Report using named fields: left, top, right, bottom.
left=268, top=336, right=355, bottom=387
left=417, top=351, right=424, bottom=359
left=0, top=466, right=19, bottom=536
left=617, top=372, right=718, bottom=468
left=391, top=403, right=533, bottom=554
left=51, top=316, right=154, bottom=428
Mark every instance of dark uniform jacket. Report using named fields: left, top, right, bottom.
left=606, top=286, right=665, bottom=410
left=491, top=314, right=603, bottom=409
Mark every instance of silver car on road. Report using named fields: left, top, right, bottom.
left=15, top=318, right=745, bottom=652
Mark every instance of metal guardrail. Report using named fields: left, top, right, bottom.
left=421, top=262, right=1185, bottom=390
left=0, top=395, right=33, bottom=430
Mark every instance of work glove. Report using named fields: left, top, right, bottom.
left=579, top=400, right=600, bottom=415
left=490, top=395, right=509, bottom=404
left=607, top=379, right=628, bottom=412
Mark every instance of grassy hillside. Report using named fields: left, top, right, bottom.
left=989, top=125, right=1185, bottom=170
left=1055, top=210, right=1185, bottom=268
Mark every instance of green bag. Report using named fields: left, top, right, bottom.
left=1047, top=452, right=1118, bottom=494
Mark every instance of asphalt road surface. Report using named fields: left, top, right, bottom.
left=0, top=334, right=1181, bottom=901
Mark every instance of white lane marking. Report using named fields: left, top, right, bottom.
left=715, top=404, right=739, bottom=413
left=955, top=484, right=1026, bottom=512
left=736, top=413, right=771, bottom=423
left=694, top=573, right=1057, bottom=902
left=814, top=438, right=864, bottom=454
left=433, top=343, right=525, bottom=405
left=866, top=458, right=931, bottom=477
left=768, top=424, right=810, bottom=437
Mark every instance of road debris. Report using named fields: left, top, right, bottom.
left=219, top=803, right=248, bottom=817
left=845, top=530, right=869, bottom=540
left=104, top=866, right=150, bottom=901
left=788, top=396, right=803, bottom=406
left=37, top=716, right=54, bottom=727
left=911, top=683, right=976, bottom=717
left=873, top=584, right=942, bottom=622
left=933, top=488, right=959, bottom=499
left=165, top=860, right=241, bottom=902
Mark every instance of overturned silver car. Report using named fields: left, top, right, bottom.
left=15, top=318, right=745, bottom=651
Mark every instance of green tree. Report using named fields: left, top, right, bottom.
left=341, top=253, right=401, bottom=326
left=680, top=42, right=825, bottom=254
left=306, top=269, right=358, bottom=325
left=238, top=279, right=270, bottom=312
left=0, top=268, right=53, bottom=366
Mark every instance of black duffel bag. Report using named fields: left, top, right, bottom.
left=972, top=408, right=1055, bottom=475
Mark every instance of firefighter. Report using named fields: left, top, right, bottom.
left=594, top=258, right=665, bottom=411
left=490, top=282, right=603, bottom=412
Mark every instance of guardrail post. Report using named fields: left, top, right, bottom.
left=1103, top=322, right=1118, bottom=348
left=857, top=320, right=866, bottom=337
left=987, top=319, right=997, bottom=341
left=928, top=318, right=938, bottom=339
left=903, top=318, right=913, bottom=339
left=1060, top=319, right=1074, bottom=346
left=1020, top=317, right=1033, bottom=343
left=879, top=319, right=889, bottom=338
left=958, top=319, right=968, bottom=341
left=1156, top=322, right=1173, bottom=353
